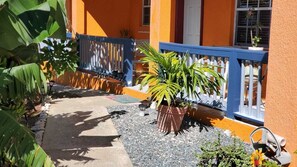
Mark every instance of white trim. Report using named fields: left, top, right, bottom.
left=233, top=0, right=238, bottom=46
left=138, top=30, right=150, bottom=34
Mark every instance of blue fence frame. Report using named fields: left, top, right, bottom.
left=159, top=42, right=268, bottom=120
left=76, top=34, right=135, bottom=86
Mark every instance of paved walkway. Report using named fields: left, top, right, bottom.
left=42, top=86, right=133, bottom=167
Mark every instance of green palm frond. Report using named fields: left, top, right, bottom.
left=0, top=109, right=54, bottom=166
left=137, top=44, right=225, bottom=107
left=1, top=63, right=47, bottom=100
left=149, top=82, right=181, bottom=107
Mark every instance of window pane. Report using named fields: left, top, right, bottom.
left=143, top=15, right=150, bottom=25
left=259, top=0, right=270, bottom=7
left=237, top=11, right=248, bottom=26
left=259, top=28, right=270, bottom=45
left=259, top=10, right=271, bottom=26
left=144, top=7, right=150, bottom=16
left=247, top=11, right=258, bottom=27
left=236, top=27, right=248, bottom=44
left=144, top=0, right=150, bottom=6
left=235, top=0, right=271, bottom=47
left=248, top=0, right=259, bottom=8
left=237, top=0, right=248, bottom=8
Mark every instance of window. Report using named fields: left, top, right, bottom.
left=142, top=0, right=151, bottom=26
left=234, top=0, right=272, bottom=47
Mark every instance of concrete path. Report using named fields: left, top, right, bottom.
left=42, top=86, right=133, bottom=167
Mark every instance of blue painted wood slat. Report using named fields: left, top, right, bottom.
left=159, top=42, right=268, bottom=123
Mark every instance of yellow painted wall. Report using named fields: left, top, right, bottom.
left=202, top=0, right=235, bottom=46
left=265, top=1, right=297, bottom=166
left=69, top=0, right=149, bottom=39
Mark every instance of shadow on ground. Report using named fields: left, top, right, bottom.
left=50, top=84, right=110, bottom=99
left=44, top=110, right=128, bottom=166
left=180, top=116, right=211, bottom=133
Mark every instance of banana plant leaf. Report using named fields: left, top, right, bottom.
left=0, top=109, right=54, bottom=166
left=1, top=63, right=47, bottom=100
left=0, top=0, right=66, bottom=50
left=0, top=44, right=40, bottom=68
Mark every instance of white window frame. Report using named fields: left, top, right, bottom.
left=142, top=0, right=151, bottom=26
left=233, top=0, right=273, bottom=47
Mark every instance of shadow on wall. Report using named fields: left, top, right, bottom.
left=54, top=70, right=125, bottom=94
left=82, top=0, right=131, bottom=37
left=43, top=110, right=128, bottom=165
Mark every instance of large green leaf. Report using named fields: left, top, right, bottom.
left=0, top=44, right=40, bottom=68
left=0, top=109, right=54, bottom=166
left=1, top=63, right=47, bottom=100
left=0, top=0, right=67, bottom=50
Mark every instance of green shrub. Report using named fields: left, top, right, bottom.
left=39, top=39, right=78, bottom=80
left=196, top=133, right=251, bottom=167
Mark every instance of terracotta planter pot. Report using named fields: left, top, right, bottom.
left=157, top=105, right=187, bottom=133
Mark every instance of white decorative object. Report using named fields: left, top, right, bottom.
left=150, top=101, right=157, bottom=109
left=248, top=47, right=264, bottom=51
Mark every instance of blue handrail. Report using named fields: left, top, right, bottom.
left=77, top=34, right=135, bottom=86
left=159, top=42, right=268, bottom=120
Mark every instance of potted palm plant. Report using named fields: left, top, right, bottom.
left=137, top=44, right=224, bottom=133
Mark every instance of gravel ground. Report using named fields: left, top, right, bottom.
left=107, top=104, right=253, bottom=167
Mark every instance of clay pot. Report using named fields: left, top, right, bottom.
left=157, top=105, right=187, bottom=133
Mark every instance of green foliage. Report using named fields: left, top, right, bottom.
left=0, top=0, right=66, bottom=50
left=0, top=0, right=67, bottom=166
left=0, top=63, right=47, bottom=101
left=262, top=160, right=280, bottom=167
left=39, top=39, right=78, bottom=80
left=137, top=43, right=224, bottom=107
left=1, top=44, right=40, bottom=67
left=0, top=64, right=52, bottom=166
left=0, top=109, right=54, bottom=167
left=252, top=36, right=261, bottom=47
left=196, top=133, right=251, bottom=167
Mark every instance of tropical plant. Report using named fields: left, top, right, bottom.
left=0, top=109, right=54, bottom=166
left=246, top=8, right=262, bottom=47
left=137, top=44, right=224, bottom=107
left=0, top=0, right=68, bottom=166
left=252, top=36, right=262, bottom=47
left=0, top=0, right=66, bottom=51
left=39, top=39, right=78, bottom=80
left=0, top=64, right=54, bottom=166
left=196, top=133, right=251, bottom=167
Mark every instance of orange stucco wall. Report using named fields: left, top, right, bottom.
left=129, top=0, right=150, bottom=39
left=150, top=0, right=176, bottom=49
left=150, top=0, right=235, bottom=47
left=202, top=0, right=235, bottom=46
left=69, top=0, right=149, bottom=39
left=265, top=1, right=297, bottom=166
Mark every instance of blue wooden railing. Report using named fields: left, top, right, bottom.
left=77, top=34, right=135, bottom=86
left=160, top=42, right=268, bottom=123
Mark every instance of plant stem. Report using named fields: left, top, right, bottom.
left=250, top=30, right=254, bottom=46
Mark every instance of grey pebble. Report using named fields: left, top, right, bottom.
left=107, top=104, right=253, bottom=167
